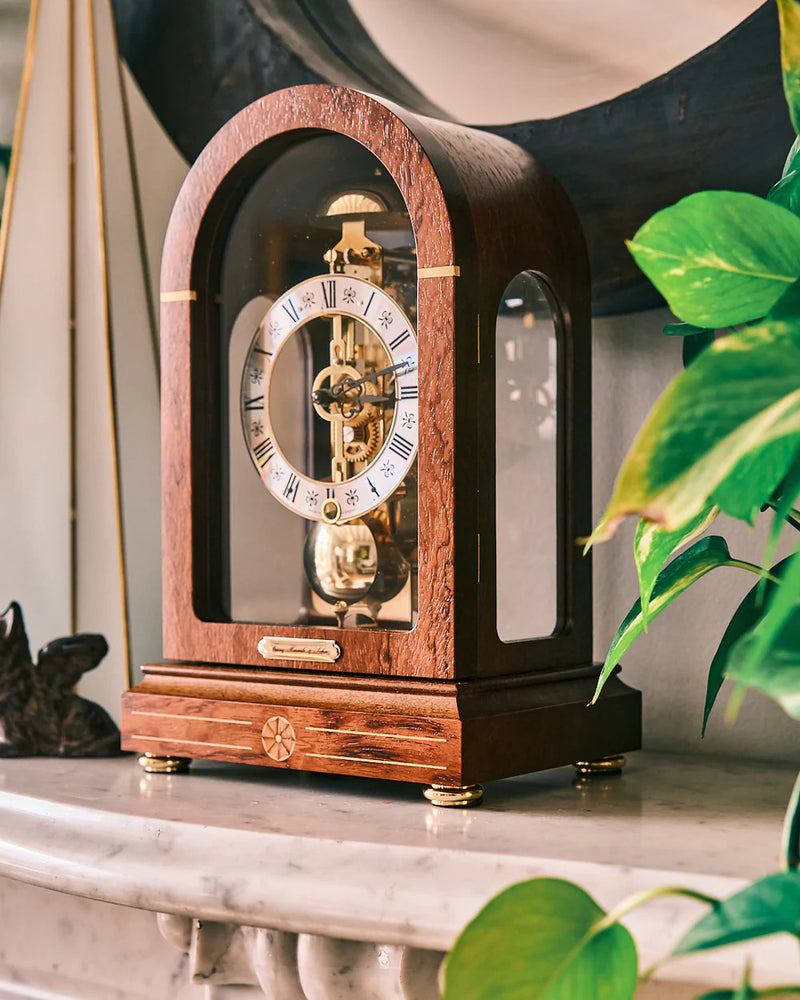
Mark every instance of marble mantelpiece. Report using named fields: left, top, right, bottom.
left=0, top=752, right=798, bottom=999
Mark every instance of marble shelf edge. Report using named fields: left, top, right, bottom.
left=0, top=780, right=753, bottom=952
left=1, top=753, right=799, bottom=992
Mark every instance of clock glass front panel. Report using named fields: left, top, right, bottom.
left=495, top=271, right=561, bottom=641
left=214, top=134, right=418, bottom=632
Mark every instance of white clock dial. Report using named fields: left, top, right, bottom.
left=241, top=274, right=418, bottom=522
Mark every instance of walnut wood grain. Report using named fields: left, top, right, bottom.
left=121, top=672, right=640, bottom=785
left=123, top=84, right=640, bottom=785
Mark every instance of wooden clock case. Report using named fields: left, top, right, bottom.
left=120, top=85, right=641, bottom=792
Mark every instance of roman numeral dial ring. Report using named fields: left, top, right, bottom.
left=241, top=273, right=418, bottom=523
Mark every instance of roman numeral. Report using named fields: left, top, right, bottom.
left=399, top=384, right=418, bottom=400
left=283, top=474, right=300, bottom=502
left=388, top=329, right=410, bottom=351
left=282, top=299, right=300, bottom=324
left=253, top=437, right=274, bottom=467
left=243, top=395, right=264, bottom=411
left=321, top=280, right=336, bottom=309
left=326, top=487, right=335, bottom=498
left=252, top=345, right=272, bottom=356
left=363, top=290, right=376, bottom=316
left=388, top=434, right=414, bottom=461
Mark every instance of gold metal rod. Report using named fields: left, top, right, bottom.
left=110, top=14, right=159, bottom=382
left=305, top=725, right=447, bottom=744
left=132, top=735, right=251, bottom=752
left=86, top=0, right=132, bottom=687
left=305, top=752, right=448, bottom=770
left=160, top=289, right=197, bottom=302
left=68, top=0, right=77, bottom=634
left=0, top=0, right=41, bottom=305
left=131, top=710, right=254, bottom=726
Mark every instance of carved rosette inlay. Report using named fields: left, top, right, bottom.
left=261, top=716, right=296, bottom=761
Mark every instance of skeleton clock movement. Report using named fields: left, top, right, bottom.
left=120, top=85, right=640, bottom=804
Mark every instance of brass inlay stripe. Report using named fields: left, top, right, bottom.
left=132, top=735, right=250, bottom=751
left=417, top=265, right=460, bottom=279
left=306, top=752, right=447, bottom=770
left=132, top=710, right=253, bottom=727
left=161, top=290, right=197, bottom=302
left=306, top=725, right=446, bottom=744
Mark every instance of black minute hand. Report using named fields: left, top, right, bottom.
left=331, top=358, right=416, bottom=396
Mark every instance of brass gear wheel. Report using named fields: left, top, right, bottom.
left=344, top=416, right=381, bottom=462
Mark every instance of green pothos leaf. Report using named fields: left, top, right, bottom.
left=694, top=975, right=757, bottom=1000
left=442, top=879, right=637, bottom=1000
left=768, top=140, right=800, bottom=219
left=726, top=544, right=800, bottom=717
left=703, top=557, right=792, bottom=734
left=779, top=0, right=800, bottom=136
left=761, top=452, right=800, bottom=596
left=673, top=872, right=800, bottom=956
left=627, top=192, right=800, bottom=327
left=594, top=536, right=735, bottom=702
left=769, top=276, right=800, bottom=320
left=769, top=167, right=800, bottom=218
left=663, top=322, right=715, bottom=337
left=682, top=329, right=716, bottom=367
left=712, top=437, right=800, bottom=524
left=589, top=319, right=800, bottom=544
left=634, top=506, right=717, bottom=628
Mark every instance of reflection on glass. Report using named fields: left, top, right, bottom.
left=220, top=134, right=418, bottom=631
left=496, top=271, right=559, bottom=642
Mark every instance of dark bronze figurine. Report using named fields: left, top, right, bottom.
left=0, top=601, right=120, bottom=756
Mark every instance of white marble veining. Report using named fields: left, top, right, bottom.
left=0, top=752, right=798, bottom=997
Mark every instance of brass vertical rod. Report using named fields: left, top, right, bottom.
left=68, top=0, right=77, bottom=634
left=86, top=0, right=132, bottom=686
left=0, top=0, right=41, bottom=305
left=110, top=15, right=158, bottom=381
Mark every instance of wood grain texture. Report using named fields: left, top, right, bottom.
left=122, top=671, right=640, bottom=785
left=160, top=86, right=457, bottom=681
left=122, top=84, right=640, bottom=783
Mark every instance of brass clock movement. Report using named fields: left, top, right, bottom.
left=121, top=85, right=640, bottom=804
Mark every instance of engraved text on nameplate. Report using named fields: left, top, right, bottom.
left=257, top=636, right=342, bottom=663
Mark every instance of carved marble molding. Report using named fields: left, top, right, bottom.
left=157, top=912, right=444, bottom=999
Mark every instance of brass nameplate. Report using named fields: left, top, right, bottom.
left=257, top=636, right=341, bottom=663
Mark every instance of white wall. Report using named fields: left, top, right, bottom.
left=593, top=311, right=799, bottom=764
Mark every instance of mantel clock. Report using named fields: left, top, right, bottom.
left=120, top=85, right=640, bottom=804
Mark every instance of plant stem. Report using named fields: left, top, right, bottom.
left=727, top=559, right=781, bottom=585
left=750, top=987, right=800, bottom=997
left=781, top=770, right=800, bottom=871
left=763, top=499, right=800, bottom=531
left=596, top=885, right=718, bottom=933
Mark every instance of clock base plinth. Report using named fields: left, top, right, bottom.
left=121, top=664, right=641, bottom=793
left=423, top=783, right=483, bottom=808
left=138, top=753, right=192, bottom=774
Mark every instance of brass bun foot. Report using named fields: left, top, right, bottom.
left=423, top=783, right=483, bottom=808
left=574, top=754, right=626, bottom=776
left=138, top=753, right=192, bottom=774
